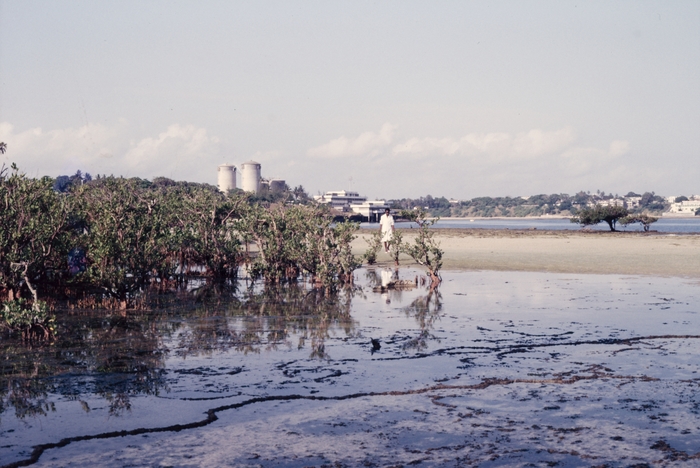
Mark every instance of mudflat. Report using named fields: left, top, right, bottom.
left=354, top=228, right=700, bottom=277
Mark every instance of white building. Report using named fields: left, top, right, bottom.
left=624, top=196, right=642, bottom=209
left=350, top=200, right=390, bottom=221
left=313, top=190, right=367, bottom=212
left=217, top=164, right=236, bottom=193
left=667, top=198, right=700, bottom=215
left=241, top=160, right=262, bottom=193
left=597, top=198, right=625, bottom=207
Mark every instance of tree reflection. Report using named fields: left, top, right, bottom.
left=0, top=311, right=170, bottom=420
left=176, top=283, right=358, bottom=360
left=0, top=282, right=359, bottom=422
left=0, top=271, right=449, bottom=424
left=401, top=285, right=443, bottom=351
left=0, top=349, right=55, bottom=421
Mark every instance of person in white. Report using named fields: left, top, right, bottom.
left=379, top=208, right=395, bottom=253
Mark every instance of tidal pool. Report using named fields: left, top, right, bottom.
left=1, top=269, right=699, bottom=467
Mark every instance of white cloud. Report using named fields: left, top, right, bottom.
left=124, top=124, right=220, bottom=176
left=308, top=122, right=397, bottom=158
left=608, top=140, right=630, bottom=157
left=302, top=124, right=636, bottom=198
left=392, top=127, right=576, bottom=161
left=0, top=121, right=125, bottom=174
left=0, top=121, right=221, bottom=182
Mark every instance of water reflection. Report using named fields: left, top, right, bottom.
left=0, top=345, right=56, bottom=421
left=1, top=312, right=170, bottom=420
left=363, top=267, right=443, bottom=351
left=176, top=284, right=359, bottom=359
left=401, top=287, right=443, bottom=351
left=0, top=282, right=364, bottom=422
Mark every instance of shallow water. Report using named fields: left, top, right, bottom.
left=1, top=269, right=699, bottom=467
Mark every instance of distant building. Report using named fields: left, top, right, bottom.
left=269, top=179, right=286, bottom=193
left=217, top=164, right=236, bottom=193
left=241, top=160, right=262, bottom=193
left=598, top=198, right=624, bottom=208
left=350, top=200, right=390, bottom=222
left=624, top=196, right=642, bottom=209
left=314, top=190, right=367, bottom=212
left=667, top=198, right=700, bottom=215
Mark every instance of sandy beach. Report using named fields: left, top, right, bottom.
left=354, top=228, right=700, bottom=278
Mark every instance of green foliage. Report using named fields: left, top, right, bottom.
left=388, top=229, right=403, bottom=266
left=329, top=220, right=362, bottom=284
left=391, top=194, right=452, bottom=217
left=0, top=299, right=55, bottom=339
left=72, top=177, right=170, bottom=304
left=570, top=204, right=629, bottom=231
left=639, top=192, right=667, bottom=212
left=619, top=214, right=659, bottom=232
left=243, top=204, right=360, bottom=287
left=391, top=190, right=670, bottom=218
left=159, top=183, right=246, bottom=279
left=674, top=196, right=689, bottom=203
left=363, top=230, right=382, bottom=265
left=0, top=165, right=357, bottom=310
left=53, top=170, right=92, bottom=193
left=400, top=210, right=443, bottom=284
left=0, top=164, right=71, bottom=300
left=291, top=185, right=311, bottom=204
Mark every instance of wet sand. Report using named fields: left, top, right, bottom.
left=354, top=228, right=700, bottom=277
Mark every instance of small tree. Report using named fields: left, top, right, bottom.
left=620, top=214, right=658, bottom=232
left=363, top=230, right=382, bottom=265
left=388, top=229, right=403, bottom=266
left=400, top=210, right=443, bottom=285
left=570, top=204, right=629, bottom=231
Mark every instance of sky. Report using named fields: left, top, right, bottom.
left=1, top=1, right=698, bottom=200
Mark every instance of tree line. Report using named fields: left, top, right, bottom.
left=391, top=191, right=670, bottom=218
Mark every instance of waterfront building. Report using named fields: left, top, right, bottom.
left=349, top=200, right=391, bottom=222
left=313, top=190, right=367, bottom=212
left=667, top=198, right=700, bottom=215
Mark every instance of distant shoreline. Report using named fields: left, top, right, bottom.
left=420, top=215, right=698, bottom=221
left=429, top=215, right=570, bottom=220
left=383, top=215, right=699, bottom=223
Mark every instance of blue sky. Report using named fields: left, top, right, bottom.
left=1, top=0, right=698, bottom=199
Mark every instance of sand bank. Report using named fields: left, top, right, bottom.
left=353, top=228, right=700, bottom=277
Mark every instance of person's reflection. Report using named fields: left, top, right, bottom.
left=380, top=268, right=400, bottom=304
left=380, top=268, right=393, bottom=288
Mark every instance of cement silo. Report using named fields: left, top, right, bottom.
left=241, top=160, right=261, bottom=193
left=269, top=179, right=286, bottom=193
left=217, top=164, right=236, bottom=193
